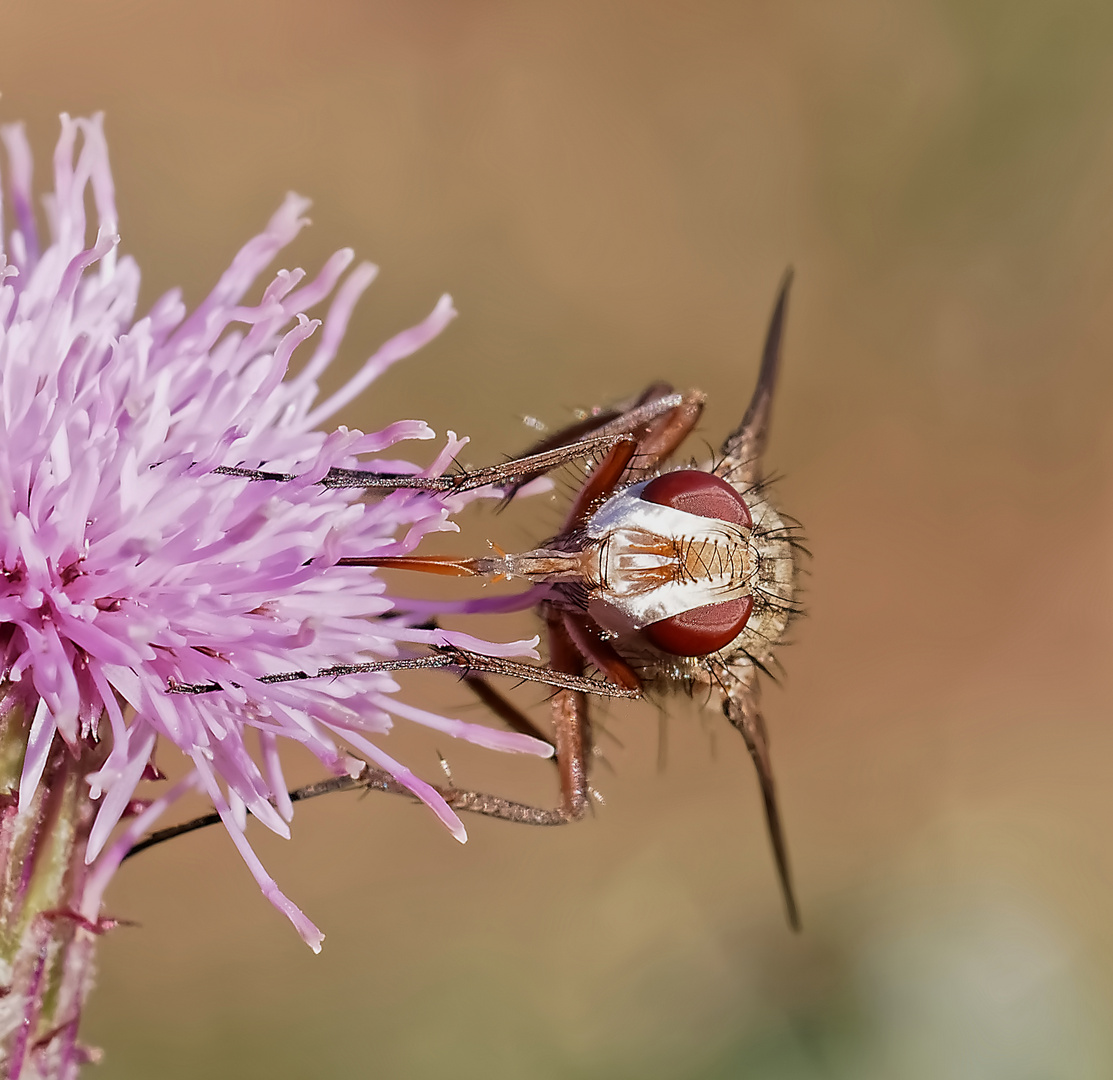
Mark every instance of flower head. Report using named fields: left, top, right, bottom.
left=0, top=114, right=550, bottom=951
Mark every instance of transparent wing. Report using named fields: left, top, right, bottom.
left=717, top=269, right=793, bottom=488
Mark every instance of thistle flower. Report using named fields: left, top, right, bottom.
left=0, top=114, right=551, bottom=1075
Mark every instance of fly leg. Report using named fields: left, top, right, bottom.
left=216, top=381, right=702, bottom=500
left=459, top=674, right=552, bottom=746
left=133, top=644, right=636, bottom=860
left=216, top=431, right=638, bottom=495
left=627, top=388, right=706, bottom=477
left=723, top=673, right=800, bottom=931
left=167, top=648, right=641, bottom=700
left=433, top=604, right=641, bottom=828
left=393, top=609, right=602, bottom=826
left=544, top=608, right=593, bottom=821
left=439, top=609, right=603, bottom=825
left=126, top=758, right=574, bottom=860
left=130, top=672, right=590, bottom=860
left=497, top=381, right=686, bottom=502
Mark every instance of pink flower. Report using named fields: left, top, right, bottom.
left=0, top=113, right=551, bottom=956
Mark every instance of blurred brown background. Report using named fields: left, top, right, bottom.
left=5, top=1, right=1113, bottom=1076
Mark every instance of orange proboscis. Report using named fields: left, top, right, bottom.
left=341, top=555, right=481, bottom=577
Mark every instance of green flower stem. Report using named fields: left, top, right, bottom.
left=0, top=701, right=106, bottom=1079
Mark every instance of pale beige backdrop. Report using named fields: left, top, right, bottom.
left=3, top=2, right=1113, bottom=1077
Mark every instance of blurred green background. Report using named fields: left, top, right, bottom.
left=5, top=1, right=1113, bottom=1076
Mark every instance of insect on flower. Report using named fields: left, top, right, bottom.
left=163, top=273, right=805, bottom=928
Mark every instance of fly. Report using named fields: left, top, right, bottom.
left=139, top=273, right=805, bottom=929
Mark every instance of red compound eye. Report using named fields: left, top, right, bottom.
left=644, top=594, right=754, bottom=657
left=641, top=470, right=752, bottom=528
left=640, top=470, right=754, bottom=657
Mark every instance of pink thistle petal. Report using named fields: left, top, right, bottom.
left=74, top=115, right=119, bottom=242
left=191, top=752, right=325, bottom=952
left=167, top=192, right=311, bottom=351
left=1, top=116, right=540, bottom=950
left=283, top=248, right=357, bottom=318
left=260, top=730, right=293, bottom=822
left=425, top=430, right=469, bottom=477
left=80, top=775, right=201, bottom=923
left=18, top=698, right=55, bottom=814
left=376, top=696, right=554, bottom=757
left=402, top=626, right=542, bottom=660
left=335, top=726, right=467, bottom=843
left=300, top=293, right=457, bottom=430
left=0, top=123, right=38, bottom=263
left=86, top=725, right=156, bottom=862
left=287, top=259, right=378, bottom=399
